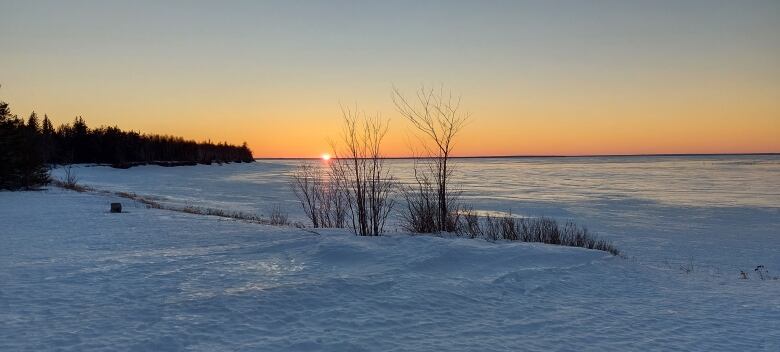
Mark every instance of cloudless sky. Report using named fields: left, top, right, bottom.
left=1, top=0, right=778, bottom=157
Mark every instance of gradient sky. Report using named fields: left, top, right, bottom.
left=1, top=0, right=778, bottom=157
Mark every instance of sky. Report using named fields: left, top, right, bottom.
left=1, top=0, right=778, bottom=157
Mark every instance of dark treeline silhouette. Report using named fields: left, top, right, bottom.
left=0, top=101, right=49, bottom=190
left=1, top=98, right=253, bottom=190
left=46, top=115, right=254, bottom=166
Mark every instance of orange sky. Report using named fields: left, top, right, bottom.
left=1, top=1, right=778, bottom=157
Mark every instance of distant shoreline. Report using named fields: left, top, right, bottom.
left=254, top=152, right=780, bottom=161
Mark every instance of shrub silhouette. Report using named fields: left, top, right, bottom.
left=456, top=212, right=620, bottom=255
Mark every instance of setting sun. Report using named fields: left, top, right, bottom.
left=321, top=153, right=331, bottom=161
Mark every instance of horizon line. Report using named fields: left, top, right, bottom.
left=254, top=152, right=780, bottom=160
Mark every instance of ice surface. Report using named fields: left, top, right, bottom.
left=2, top=186, right=780, bottom=351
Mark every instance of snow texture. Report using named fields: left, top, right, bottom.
left=2, top=156, right=779, bottom=351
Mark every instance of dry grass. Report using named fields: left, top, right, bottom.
left=457, top=211, right=620, bottom=256
left=50, top=179, right=91, bottom=193
left=52, top=182, right=298, bottom=227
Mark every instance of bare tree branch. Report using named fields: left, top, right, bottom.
left=393, top=84, right=469, bottom=233
left=331, top=106, right=395, bottom=236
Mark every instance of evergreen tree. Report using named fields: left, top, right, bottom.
left=0, top=103, right=49, bottom=189
left=18, top=118, right=49, bottom=188
left=42, top=114, right=54, bottom=135
left=0, top=100, right=18, bottom=188
left=27, top=112, right=39, bottom=132
left=41, top=115, right=55, bottom=163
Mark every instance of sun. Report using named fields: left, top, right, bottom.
left=321, top=153, right=331, bottom=161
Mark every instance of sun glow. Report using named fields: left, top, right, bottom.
left=321, top=153, right=331, bottom=161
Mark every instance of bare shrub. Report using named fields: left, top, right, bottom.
left=290, top=164, right=322, bottom=228
left=497, top=214, right=519, bottom=241
left=752, top=265, right=778, bottom=280
left=330, top=106, right=395, bottom=236
left=469, top=214, right=518, bottom=241
left=679, top=257, right=695, bottom=274
left=456, top=212, right=620, bottom=255
left=483, top=215, right=501, bottom=241
left=317, top=167, right=348, bottom=228
left=50, top=164, right=90, bottom=192
left=459, top=208, right=482, bottom=239
left=63, top=164, right=78, bottom=188
left=393, top=84, right=469, bottom=233
left=754, top=265, right=768, bottom=280
left=289, top=163, right=347, bottom=228
left=268, top=205, right=289, bottom=226
left=400, top=165, right=441, bottom=233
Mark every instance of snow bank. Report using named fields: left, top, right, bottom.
left=2, top=189, right=779, bottom=351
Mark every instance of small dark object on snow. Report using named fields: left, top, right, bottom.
left=110, top=203, right=122, bottom=213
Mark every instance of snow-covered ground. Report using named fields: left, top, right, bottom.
left=49, top=156, right=780, bottom=272
left=2, top=188, right=779, bottom=350
left=3, top=156, right=779, bottom=350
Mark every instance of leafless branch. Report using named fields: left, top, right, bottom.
left=392, top=84, right=469, bottom=232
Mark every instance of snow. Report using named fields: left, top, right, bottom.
left=2, top=187, right=779, bottom=351
left=48, top=157, right=780, bottom=273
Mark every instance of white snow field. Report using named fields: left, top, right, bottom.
left=2, top=156, right=779, bottom=351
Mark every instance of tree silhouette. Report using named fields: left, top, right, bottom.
left=0, top=103, right=49, bottom=189
left=0, top=95, right=254, bottom=189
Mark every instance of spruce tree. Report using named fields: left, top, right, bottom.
left=27, top=112, right=39, bottom=132
left=0, top=100, right=18, bottom=188
left=0, top=103, right=49, bottom=189
left=41, top=115, right=54, bottom=163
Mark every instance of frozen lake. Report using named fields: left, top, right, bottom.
left=53, top=155, right=780, bottom=273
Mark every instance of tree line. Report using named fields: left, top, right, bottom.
left=0, top=98, right=253, bottom=190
